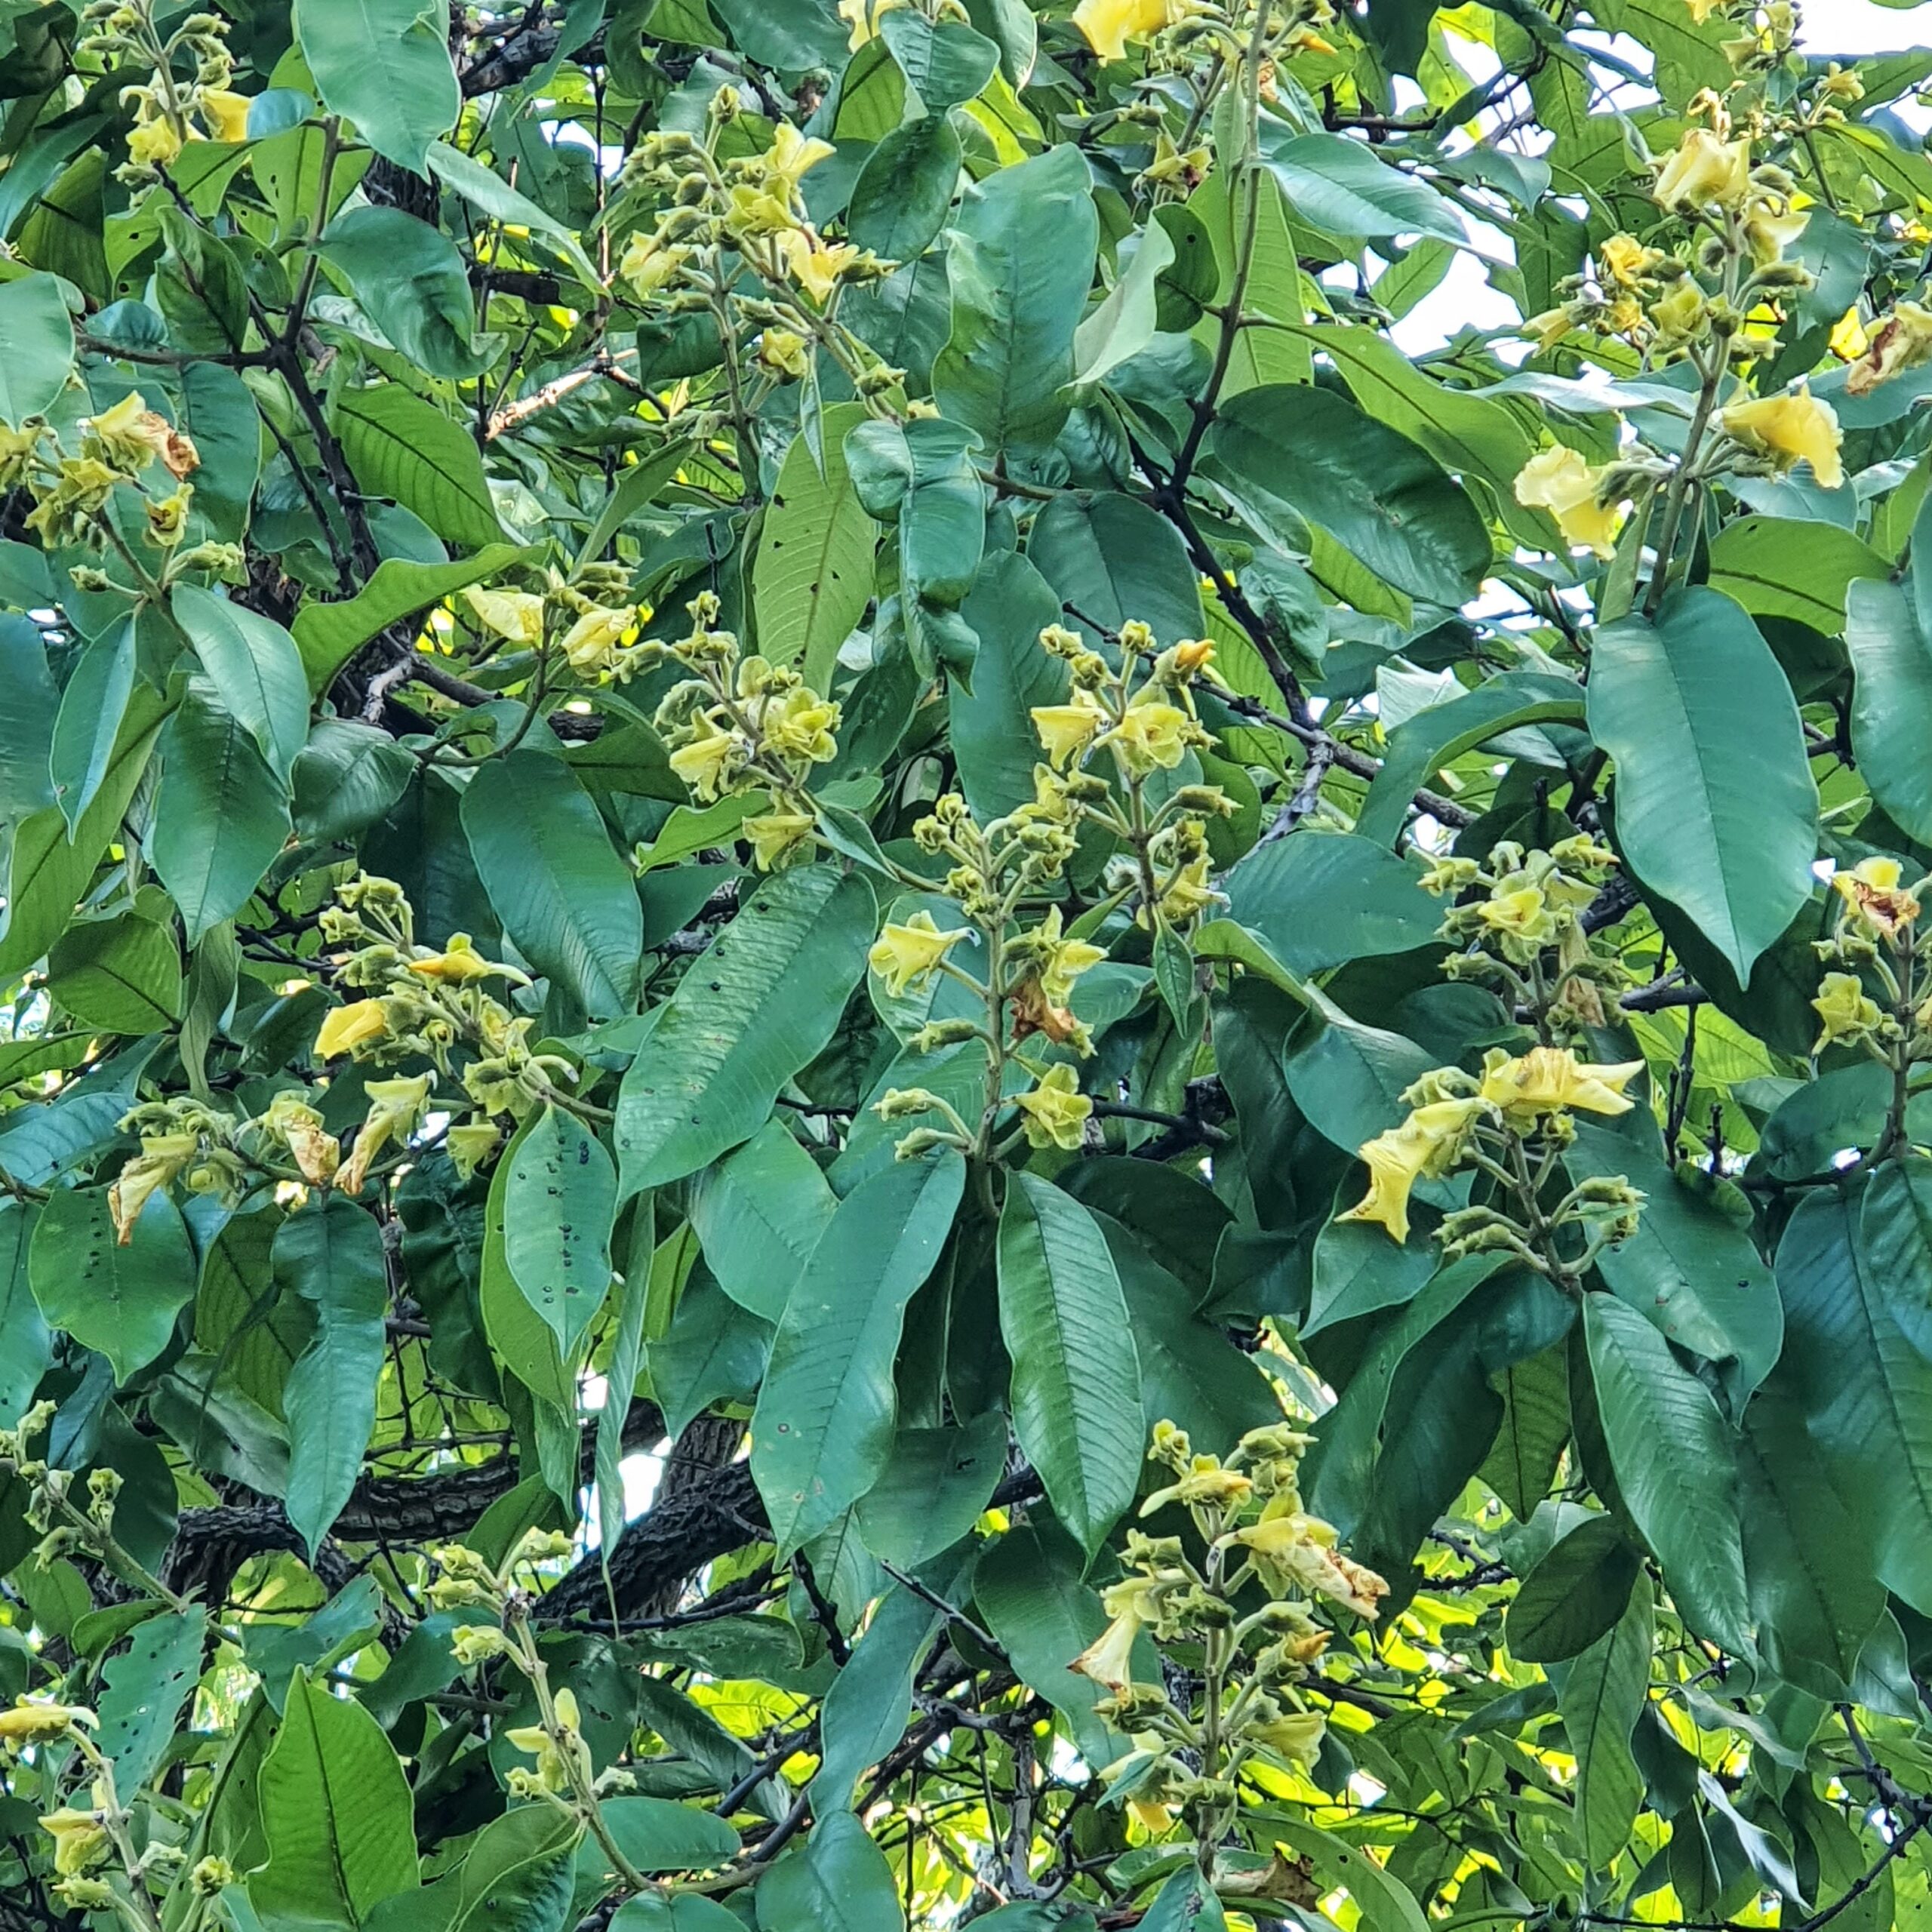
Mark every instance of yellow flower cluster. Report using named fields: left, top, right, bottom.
left=1720, top=383, right=1844, bottom=490
left=1340, top=1047, right=1641, bottom=1244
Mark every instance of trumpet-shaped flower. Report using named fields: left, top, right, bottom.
left=1478, top=1046, right=1641, bottom=1124
left=1072, top=0, right=1177, bottom=61
left=463, top=586, right=544, bottom=645
left=1336, top=1097, right=1486, bottom=1244
left=1812, top=971, right=1882, bottom=1052
left=1654, top=128, right=1752, bottom=212
left=1513, top=445, right=1623, bottom=559
left=1720, top=383, right=1844, bottom=490
left=314, top=998, right=389, bottom=1061
left=1832, top=854, right=1920, bottom=936
left=0, top=1700, right=97, bottom=1746
left=340, top=1074, right=432, bottom=1195
left=1031, top=691, right=1108, bottom=769
left=869, top=910, right=971, bottom=998
left=1013, top=1063, right=1093, bottom=1151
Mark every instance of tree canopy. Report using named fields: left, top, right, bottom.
left=6, top=1, right=1932, bottom=1929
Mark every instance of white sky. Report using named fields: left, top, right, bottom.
left=1390, top=0, right=1932, bottom=355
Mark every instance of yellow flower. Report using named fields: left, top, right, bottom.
left=1847, top=301, right=1932, bottom=398
left=108, top=1132, right=198, bottom=1244
left=340, top=1074, right=432, bottom=1196
left=1156, top=854, right=1219, bottom=926
left=559, top=605, right=636, bottom=673
left=198, top=88, right=252, bottom=143
left=1171, top=637, right=1215, bottom=675
left=463, top=586, right=544, bottom=645
left=408, top=933, right=521, bottom=984
left=128, top=115, right=184, bottom=168
left=506, top=1687, right=587, bottom=1793
left=776, top=232, right=865, bottom=306
left=838, top=0, right=908, bottom=47
left=1014, top=1063, right=1092, bottom=1151
left=1478, top=1046, right=1641, bottom=1124
left=1600, top=232, right=1657, bottom=285
left=1743, top=198, right=1808, bottom=266
left=726, top=185, right=798, bottom=238
left=1821, top=62, right=1865, bottom=102
left=869, top=910, right=971, bottom=997
left=314, top=998, right=389, bottom=1061
left=446, top=1121, right=502, bottom=1181
left=619, top=229, right=688, bottom=298
left=1337, top=1098, right=1485, bottom=1245
left=669, top=721, right=740, bottom=801
left=1069, top=1607, right=1142, bottom=1694
left=85, top=392, right=188, bottom=475
left=0, top=1700, right=96, bottom=1746
left=265, top=1093, right=341, bottom=1189
left=1102, top=698, right=1191, bottom=777
left=1031, top=692, right=1107, bottom=770
left=1251, top=1709, right=1327, bottom=1765
left=1721, top=383, right=1844, bottom=490
left=38, top=1809, right=107, bottom=1877
left=1684, top=0, right=1720, bottom=20
left=1654, top=128, right=1752, bottom=212
left=1812, top=971, right=1881, bottom=1053
left=743, top=810, right=815, bottom=871
left=1072, top=0, right=1177, bottom=61
left=1031, top=907, right=1106, bottom=1005
left=1477, top=882, right=1557, bottom=946
left=1649, top=278, right=1708, bottom=345
left=755, top=328, right=811, bottom=382
left=450, top=1623, right=509, bottom=1666
left=1512, top=446, right=1623, bottom=560
left=761, top=686, right=841, bottom=764
left=762, top=124, right=835, bottom=192
left=1521, top=304, right=1578, bottom=352
left=1832, top=854, right=1921, bottom=936
left=1234, top=1509, right=1389, bottom=1618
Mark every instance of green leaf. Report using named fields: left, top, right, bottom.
left=252, top=1667, right=420, bottom=1927
left=593, top=1796, right=742, bottom=1878
left=1283, top=320, right=1552, bottom=547
left=1072, top=219, right=1174, bottom=388
left=615, top=865, right=876, bottom=1195
left=460, top=750, right=642, bottom=1020
left=0, top=271, right=72, bottom=425
left=932, top=143, right=1097, bottom=458
left=1708, top=515, right=1887, bottom=634
left=317, top=205, right=492, bottom=380
left=1357, top=675, right=1583, bottom=847
left=1554, top=1574, right=1653, bottom=1869
left=853, top=1411, right=1008, bottom=1568
left=178, top=358, right=261, bottom=543
left=29, top=1187, right=195, bottom=1384
left=847, top=113, right=961, bottom=260
left=753, top=400, right=878, bottom=690
left=1565, top=1121, right=1782, bottom=1407
left=172, top=584, right=309, bottom=782
left=1583, top=1291, right=1751, bottom=1654
left=97, top=1607, right=206, bottom=1794
left=403, top=1804, right=580, bottom=1932
left=688, top=1117, right=838, bottom=1324
left=949, top=548, right=1068, bottom=821
left=294, top=720, right=417, bottom=846
left=1135, top=1869, right=1227, bottom=1932
left=754, top=1809, right=906, bottom=1932
left=151, top=682, right=293, bottom=947
left=1260, top=1814, right=1429, bottom=1932
left=1206, top=384, right=1492, bottom=607
left=49, top=617, right=135, bottom=836
left=1589, top=586, right=1818, bottom=981
left=278, top=1197, right=389, bottom=1558
left=1481, top=1343, right=1571, bottom=1520
left=1259, top=127, right=1466, bottom=245
left=1283, top=1001, right=1437, bottom=1158
left=880, top=9, right=1000, bottom=106
left=751, top=1149, right=965, bottom=1554
left=294, top=0, right=459, bottom=172
left=45, top=909, right=182, bottom=1032
left=974, top=1518, right=1131, bottom=1767
left=1027, top=491, right=1206, bottom=651
left=1506, top=1513, right=1641, bottom=1663
left=503, top=1103, right=615, bottom=1358
left=336, top=384, right=503, bottom=549
left=1221, top=830, right=1441, bottom=976
left=291, top=545, right=535, bottom=694
left=0, top=1200, right=48, bottom=1424
left=1740, top=1375, right=1887, bottom=1700
left=1846, top=576, right=1932, bottom=844
left=997, top=1171, right=1143, bottom=1557
left=426, top=140, right=602, bottom=289
left=1777, top=1184, right=1932, bottom=1617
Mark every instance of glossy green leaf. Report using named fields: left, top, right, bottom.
left=1589, top=586, right=1817, bottom=980
left=49, top=617, right=136, bottom=837
left=45, top=909, right=182, bottom=1032
left=318, top=205, right=492, bottom=378
left=1555, top=1575, right=1653, bottom=1869
left=1708, top=515, right=1887, bottom=633
left=278, top=1197, right=389, bottom=1558
left=97, top=1607, right=206, bottom=1793
left=460, top=750, right=642, bottom=1020
left=336, top=384, right=503, bottom=549
left=1506, top=1513, right=1641, bottom=1662
left=997, top=1171, right=1143, bottom=1557
left=688, top=1117, right=838, bottom=1324
left=172, top=583, right=309, bottom=781
left=755, top=1808, right=905, bottom=1932
left=29, top=1188, right=195, bottom=1384
left=1846, top=575, right=1932, bottom=844
left=846, top=113, right=961, bottom=260
left=751, top=1149, right=964, bottom=1554
left=294, top=0, right=459, bottom=171
left=0, top=271, right=72, bottom=425
left=0, top=1200, right=47, bottom=1424
left=616, top=865, right=875, bottom=1195
left=504, top=1103, right=615, bottom=1358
